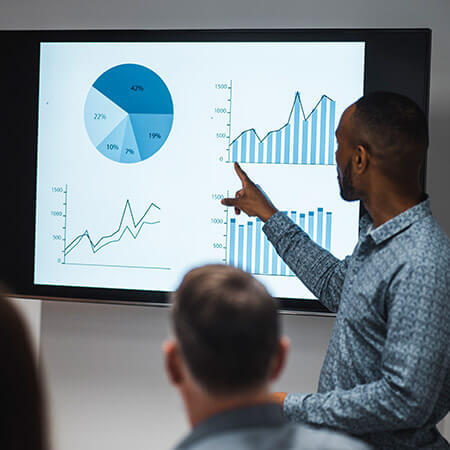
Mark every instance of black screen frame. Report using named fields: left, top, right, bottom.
left=0, top=28, right=431, bottom=313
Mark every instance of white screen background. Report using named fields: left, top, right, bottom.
left=34, top=42, right=364, bottom=300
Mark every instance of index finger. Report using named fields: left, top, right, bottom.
left=221, top=197, right=241, bottom=207
left=234, top=162, right=251, bottom=186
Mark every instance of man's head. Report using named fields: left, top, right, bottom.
left=163, top=265, right=288, bottom=424
left=335, top=92, right=428, bottom=201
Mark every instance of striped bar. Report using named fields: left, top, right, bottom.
left=258, top=141, right=264, bottom=163
left=308, top=211, right=314, bottom=240
left=241, top=132, right=247, bottom=163
left=279, top=212, right=288, bottom=275
left=284, top=124, right=291, bottom=164
left=272, top=246, right=278, bottom=275
left=275, top=130, right=282, bottom=163
left=238, top=225, right=244, bottom=269
left=317, top=208, right=324, bottom=246
left=328, top=100, right=336, bottom=164
left=293, top=96, right=300, bottom=164
left=267, top=133, right=273, bottom=163
left=289, top=211, right=297, bottom=275
left=229, top=218, right=236, bottom=265
left=319, top=98, right=327, bottom=164
left=299, top=213, right=306, bottom=230
left=232, top=141, right=238, bottom=162
left=302, top=121, right=308, bottom=164
left=246, top=222, right=253, bottom=272
left=255, top=218, right=262, bottom=273
left=325, top=212, right=332, bottom=251
left=249, top=131, right=256, bottom=163
left=311, top=109, right=318, bottom=164
left=263, top=234, right=270, bottom=274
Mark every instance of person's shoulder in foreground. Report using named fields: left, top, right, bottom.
left=0, top=291, right=48, bottom=450
left=176, top=403, right=370, bottom=450
left=164, top=264, right=370, bottom=450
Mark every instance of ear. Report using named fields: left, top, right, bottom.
left=162, top=339, right=184, bottom=386
left=269, top=337, right=290, bottom=382
left=353, top=144, right=370, bottom=175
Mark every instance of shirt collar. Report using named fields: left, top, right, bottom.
left=365, top=196, right=431, bottom=246
left=175, top=403, right=284, bottom=449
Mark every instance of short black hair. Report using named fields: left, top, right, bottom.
left=353, top=92, right=428, bottom=180
left=171, top=264, right=279, bottom=394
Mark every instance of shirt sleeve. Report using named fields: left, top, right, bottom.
left=263, top=211, right=351, bottom=312
left=283, top=262, right=450, bottom=434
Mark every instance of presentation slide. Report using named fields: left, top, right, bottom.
left=34, top=41, right=365, bottom=300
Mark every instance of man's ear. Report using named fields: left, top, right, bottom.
left=269, top=337, right=290, bottom=382
left=162, top=339, right=184, bottom=386
left=353, top=144, right=370, bottom=175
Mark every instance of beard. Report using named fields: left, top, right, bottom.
left=338, top=161, right=359, bottom=201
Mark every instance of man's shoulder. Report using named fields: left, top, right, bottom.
left=391, top=215, right=449, bottom=269
left=410, top=214, right=449, bottom=247
left=178, top=422, right=370, bottom=450
left=405, top=216, right=450, bottom=270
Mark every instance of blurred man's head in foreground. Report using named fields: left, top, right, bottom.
left=163, top=264, right=288, bottom=426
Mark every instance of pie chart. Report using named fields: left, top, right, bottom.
left=84, top=64, right=174, bottom=163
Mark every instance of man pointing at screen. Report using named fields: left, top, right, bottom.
left=222, top=92, right=450, bottom=449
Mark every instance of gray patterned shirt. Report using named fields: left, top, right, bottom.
left=263, top=198, right=450, bottom=449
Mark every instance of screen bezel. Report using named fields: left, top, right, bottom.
left=0, top=29, right=431, bottom=313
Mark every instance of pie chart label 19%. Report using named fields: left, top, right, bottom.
left=84, top=64, right=174, bottom=164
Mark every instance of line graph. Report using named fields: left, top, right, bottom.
left=228, top=90, right=336, bottom=166
left=61, top=186, right=170, bottom=270
left=64, top=200, right=160, bottom=256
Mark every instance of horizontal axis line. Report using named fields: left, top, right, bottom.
left=63, top=262, right=171, bottom=270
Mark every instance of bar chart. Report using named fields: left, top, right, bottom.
left=229, top=93, right=336, bottom=166
left=228, top=208, right=332, bottom=277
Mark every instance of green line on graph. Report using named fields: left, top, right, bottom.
left=63, top=192, right=161, bottom=257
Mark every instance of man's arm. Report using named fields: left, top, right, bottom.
left=222, top=163, right=351, bottom=312
left=283, top=263, right=450, bottom=434
left=263, top=212, right=351, bottom=312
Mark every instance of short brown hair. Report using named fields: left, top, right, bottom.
left=171, top=265, right=279, bottom=394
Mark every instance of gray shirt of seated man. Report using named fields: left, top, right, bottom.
left=165, top=265, right=369, bottom=450
left=176, top=404, right=369, bottom=450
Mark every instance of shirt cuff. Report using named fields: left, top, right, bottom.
left=283, top=393, right=309, bottom=423
left=263, top=211, right=294, bottom=243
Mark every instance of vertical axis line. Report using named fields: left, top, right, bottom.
left=224, top=190, right=229, bottom=263
left=63, top=184, right=68, bottom=264
left=227, top=80, right=233, bottom=162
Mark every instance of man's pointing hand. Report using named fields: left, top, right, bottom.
left=221, top=163, right=278, bottom=222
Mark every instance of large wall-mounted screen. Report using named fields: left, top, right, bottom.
left=0, top=29, right=431, bottom=312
